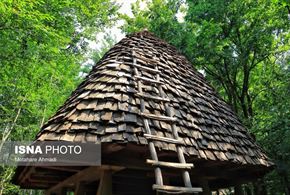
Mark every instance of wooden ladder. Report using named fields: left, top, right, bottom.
left=132, top=50, right=203, bottom=194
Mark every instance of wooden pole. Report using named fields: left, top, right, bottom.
left=75, top=181, right=86, bottom=195
left=46, top=165, right=123, bottom=195
left=132, top=52, right=163, bottom=186
left=97, top=170, right=112, bottom=195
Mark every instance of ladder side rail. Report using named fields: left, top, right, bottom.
left=155, top=66, right=193, bottom=188
left=132, top=50, right=163, bottom=186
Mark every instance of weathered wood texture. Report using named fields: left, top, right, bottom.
left=36, top=30, right=272, bottom=167
left=97, top=170, right=112, bottom=195
left=14, top=30, right=273, bottom=189
left=45, top=165, right=123, bottom=195
left=153, top=184, right=202, bottom=194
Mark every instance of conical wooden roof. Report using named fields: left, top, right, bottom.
left=36, top=30, right=272, bottom=168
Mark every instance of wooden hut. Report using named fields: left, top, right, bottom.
left=13, top=31, right=273, bottom=194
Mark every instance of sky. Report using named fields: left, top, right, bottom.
left=89, top=0, right=185, bottom=50
left=83, top=0, right=143, bottom=69
left=89, top=0, right=146, bottom=50
left=85, top=0, right=204, bottom=76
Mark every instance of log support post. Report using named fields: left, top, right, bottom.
left=75, top=181, right=86, bottom=195
left=97, top=170, right=112, bottom=195
left=46, top=165, right=123, bottom=195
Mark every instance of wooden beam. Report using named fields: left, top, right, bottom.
left=97, top=170, right=112, bottom=195
left=45, top=167, right=97, bottom=195
left=17, top=167, right=29, bottom=184
left=143, top=134, right=183, bottom=144
left=153, top=185, right=202, bottom=193
left=131, top=63, right=161, bottom=73
left=140, top=113, right=177, bottom=121
left=146, top=159, right=194, bottom=169
left=46, top=165, right=123, bottom=195
left=38, top=166, right=83, bottom=173
left=136, top=93, right=170, bottom=102
left=29, top=178, right=59, bottom=184
left=75, top=181, right=86, bottom=195
left=20, top=167, right=35, bottom=184
left=134, top=75, right=164, bottom=85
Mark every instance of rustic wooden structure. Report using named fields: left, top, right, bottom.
left=13, top=30, right=273, bottom=194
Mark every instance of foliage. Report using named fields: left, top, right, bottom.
left=252, top=57, right=290, bottom=194
left=0, top=0, right=118, bottom=194
left=121, top=0, right=290, bottom=193
left=91, top=32, right=117, bottom=63
left=0, top=0, right=289, bottom=194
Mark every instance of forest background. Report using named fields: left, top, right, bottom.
left=0, top=0, right=289, bottom=194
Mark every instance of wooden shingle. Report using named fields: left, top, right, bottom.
left=36, top=30, right=273, bottom=169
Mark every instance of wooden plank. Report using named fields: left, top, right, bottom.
left=140, top=113, right=177, bottom=122
left=135, top=75, right=163, bottom=85
left=131, top=63, right=161, bottom=73
left=144, top=134, right=183, bottom=144
left=136, top=93, right=171, bottom=102
left=153, top=184, right=203, bottom=193
left=97, top=170, right=112, bottom=195
left=146, top=159, right=194, bottom=169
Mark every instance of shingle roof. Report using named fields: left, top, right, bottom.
left=36, top=30, right=273, bottom=168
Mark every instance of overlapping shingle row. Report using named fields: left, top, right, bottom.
left=36, top=31, right=272, bottom=167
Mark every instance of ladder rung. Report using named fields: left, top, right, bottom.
left=132, top=63, right=161, bottom=73
left=136, top=93, right=171, bottom=102
left=140, top=113, right=177, bottom=122
left=146, top=159, right=194, bottom=169
left=133, top=53, right=157, bottom=64
left=144, top=134, right=183, bottom=144
left=153, top=185, right=203, bottom=194
left=135, top=76, right=163, bottom=85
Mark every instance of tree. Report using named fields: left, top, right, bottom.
left=0, top=1, right=119, bottom=194
left=121, top=0, right=290, bottom=193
